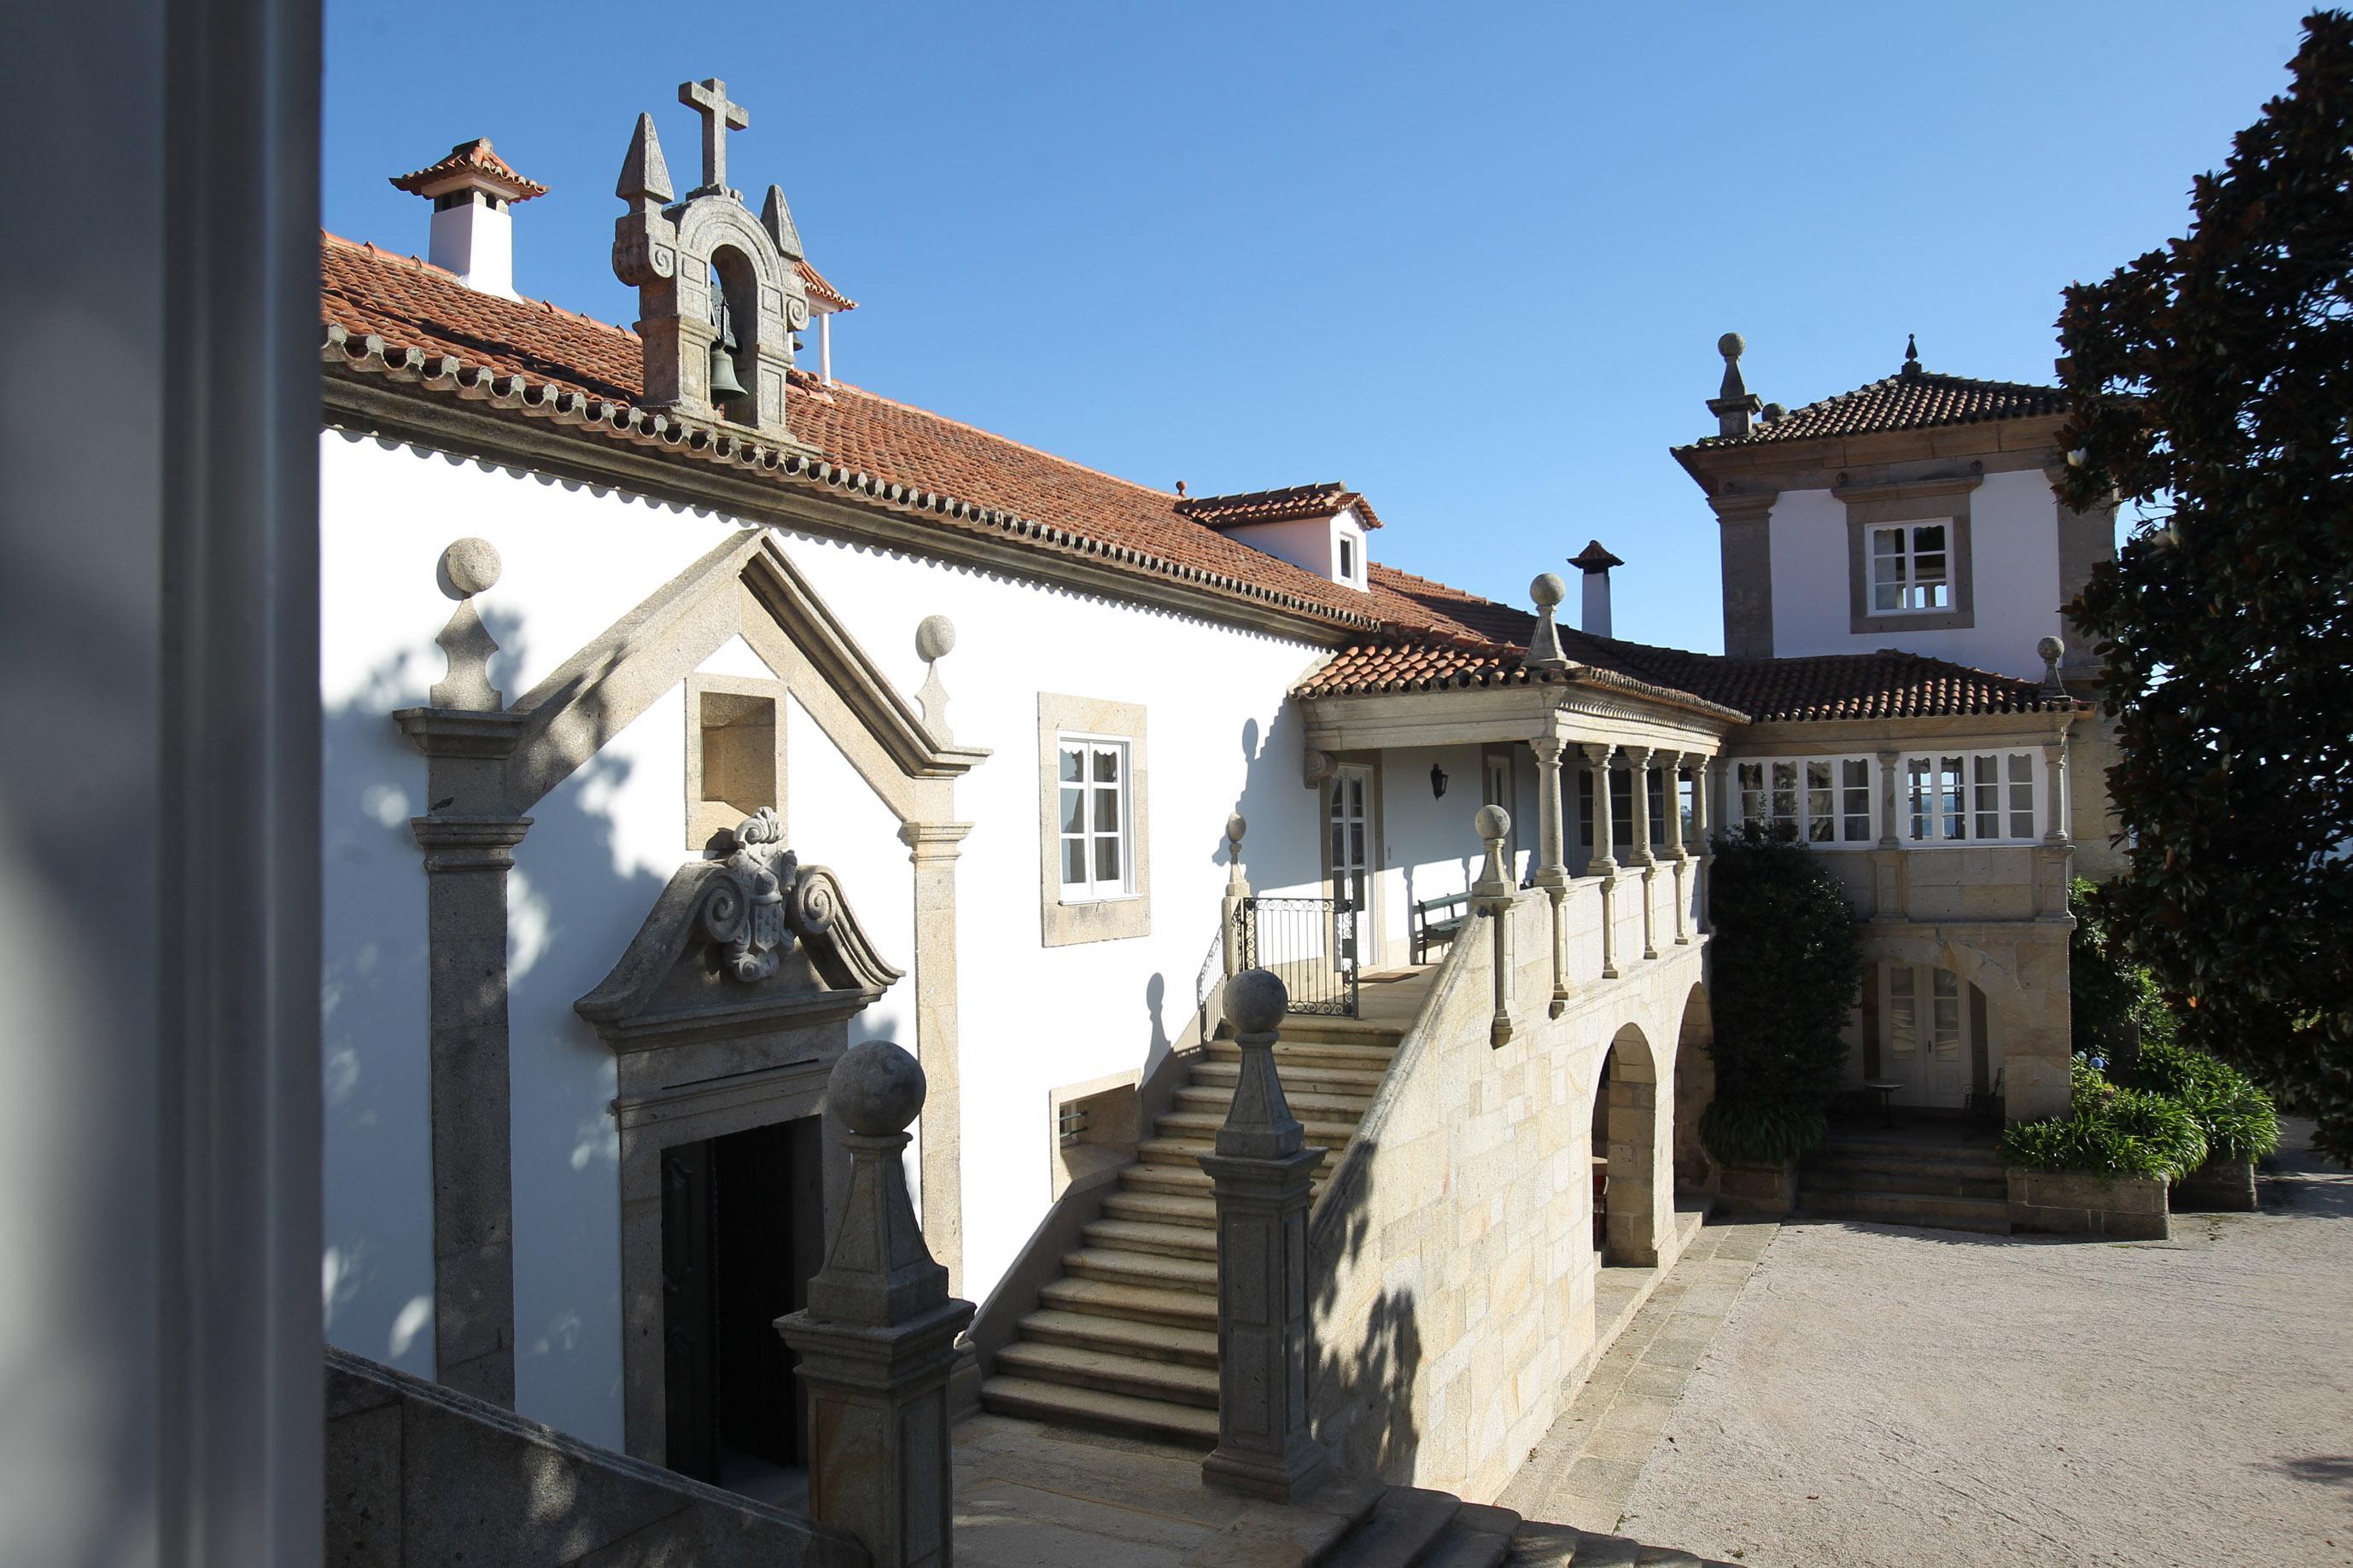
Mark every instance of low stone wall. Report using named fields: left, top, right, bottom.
left=2006, top=1169, right=2169, bottom=1239
left=326, top=1347, right=865, bottom=1567
left=1308, top=887, right=1705, bottom=1504
left=2172, top=1157, right=2258, bottom=1212
left=1714, top=1158, right=1799, bottom=1218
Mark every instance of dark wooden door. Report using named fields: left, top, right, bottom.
left=661, top=1140, right=719, bottom=1480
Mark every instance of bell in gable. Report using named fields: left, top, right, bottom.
left=707, top=331, right=750, bottom=405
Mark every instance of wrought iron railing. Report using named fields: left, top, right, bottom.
left=1234, top=895, right=1359, bottom=1017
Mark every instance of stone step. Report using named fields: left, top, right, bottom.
left=1120, top=1160, right=1214, bottom=1192
left=1101, top=1188, right=1218, bottom=1227
left=1083, top=1217, right=1217, bottom=1262
left=1809, top=1149, right=2004, bottom=1180
left=1264, top=1017, right=1408, bottom=1047
left=1174, top=1084, right=1374, bottom=1122
left=1036, top=1275, right=1216, bottom=1331
left=1131, top=1140, right=1340, bottom=1180
left=1060, top=1244, right=1218, bottom=1294
left=1326, top=1485, right=1461, bottom=1568
left=1155, top=1109, right=1361, bottom=1146
left=1416, top=1522, right=1516, bottom=1568
left=978, top=1374, right=1218, bottom=1445
left=1191, top=1059, right=1387, bottom=1095
left=1795, top=1186, right=2011, bottom=1233
left=1015, top=1306, right=1219, bottom=1368
left=1207, top=1039, right=1399, bottom=1071
left=1798, top=1166, right=2008, bottom=1201
left=990, top=1338, right=1221, bottom=1408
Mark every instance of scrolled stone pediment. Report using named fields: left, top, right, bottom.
left=576, top=808, right=902, bottom=1048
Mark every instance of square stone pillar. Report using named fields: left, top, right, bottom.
left=779, top=1041, right=975, bottom=1568
left=1199, top=971, right=1328, bottom=1504
left=900, top=819, right=971, bottom=1297
left=1871, top=749, right=1906, bottom=922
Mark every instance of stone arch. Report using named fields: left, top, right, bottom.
left=1672, top=983, right=1717, bottom=1193
left=1594, top=1021, right=1666, bottom=1267
left=1865, top=928, right=2072, bottom=1122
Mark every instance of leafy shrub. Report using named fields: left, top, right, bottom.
left=2115, top=1038, right=2280, bottom=1164
left=1698, top=822, right=1863, bottom=1166
left=2000, top=1062, right=2209, bottom=1179
left=2068, top=877, right=2175, bottom=1067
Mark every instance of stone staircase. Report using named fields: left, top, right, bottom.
left=1796, top=1123, right=2011, bottom=1233
left=1312, top=1483, right=1723, bottom=1567
left=978, top=1004, right=1410, bottom=1443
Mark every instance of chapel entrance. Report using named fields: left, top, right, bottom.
left=659, top=1114, right=826, bottom=1490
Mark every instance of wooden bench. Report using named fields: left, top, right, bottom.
left=1412, top=891, right=1473, bottom=964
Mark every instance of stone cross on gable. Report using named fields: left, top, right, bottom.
left=680, top=77, right=749, bottom=196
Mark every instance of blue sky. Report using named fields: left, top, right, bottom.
left=325, top=1, right=2315, bottom=654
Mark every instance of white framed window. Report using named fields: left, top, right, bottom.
left=1903, top=750, right=2037, bottom=843
left=1732, top=755, right=1876, bottom=844
left=1868, top=522, right=1951, bottom=614
left=1338, top=534, right=1357, bottom=582
left=1057, top=735, right=1134, bottom=901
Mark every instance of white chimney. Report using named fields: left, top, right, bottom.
left=388, top=138, right=548, bottom=299
left=1570, top=539, right=1623, bottom=638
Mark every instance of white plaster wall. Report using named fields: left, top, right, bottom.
left=1766, top=470, right=2064, bottom=680
left=1373, top=745, right=1492, bottom=962
left=317, top=429, right=1340, bottom=1449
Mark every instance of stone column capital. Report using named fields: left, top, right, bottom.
left=898, top=819, right=972, bottom=861
left=393, top=705, right=529, bottom=760
left=1528, top=733, right=1567, bottom=765
left=409, top=814, right=532, bottom=872
left=1579, top=741, right=1617, bottom=768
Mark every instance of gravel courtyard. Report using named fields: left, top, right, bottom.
left=1603, top=1122, right=2352, bottom=1568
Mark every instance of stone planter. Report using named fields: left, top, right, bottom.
left=2006, top=1168, right=2169, bottom=1239
left=1715, top=1157, right=1799, bottom=1218
left=2171, top=1157, right=2258, bottom=1212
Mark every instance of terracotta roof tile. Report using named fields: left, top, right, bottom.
left=388, top=138, right=548, bottom=202
left=1304, top=565, right=2082, bottom=723
left=1682, top=364, right=2067, bottom=450
left=318, top=232, right=1383, bottom=630
left=1176, top=482, right=1386, bottom=530
left=797, top=258, right=855, bottom=312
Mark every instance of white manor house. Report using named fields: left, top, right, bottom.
left=314, top=87, right=2117, bottom=1534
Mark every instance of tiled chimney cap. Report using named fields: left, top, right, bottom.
left=390, top=138, right=549, bottom=204
left=1569, top=539, right=1624, bottom=574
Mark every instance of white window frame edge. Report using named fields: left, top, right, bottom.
left=1054, top=730, right=1140, bottom=905
left=1036, top=692, right=1152, bottom=947
left=1864, top=521, right=1955, bottom=617
left=1727, top=752, right=1882, bottom=847
left=1897, top=747, right=2043, bottom=847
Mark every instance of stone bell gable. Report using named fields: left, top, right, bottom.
left=613, top=78, right=814, bottom=449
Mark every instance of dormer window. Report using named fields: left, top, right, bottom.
left=1171, top=482, right=1384, bottom=592
left=1339, top=534, right=1357, bottom=584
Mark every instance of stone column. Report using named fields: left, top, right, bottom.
left=1667, top=753, right=1690, bottom=946
left=900, top=820, right=972, bottom=1297
left=1628, top=746, right=1659, bottom=961
left=1871, top=749, right=1905, bottom=924
left=1472, top=807, right=1516, bottom=1046
left=2037, top=735, right=2075, bottom=921
left=779, top=1042, right=974, bottom=1568
left=393, top=539, right=530, bottom=1407
left=1222, top=812, right=1251, bottom=978
left=1584, top=743, right=1620, bottom=977
left=1690, top=756, right=1714, bottom=936
left=1199, top=971, right=1328, bottom=1504
left=1528, top=737, right=1571, bottom=1015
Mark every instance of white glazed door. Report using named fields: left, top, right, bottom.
left=1886, top=964, right=1970, bottom=1108
left=1329, top=767, right=1373, bottom=971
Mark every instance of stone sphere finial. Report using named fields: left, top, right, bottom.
left=1227, top=968, right=1288, bottom=1035
left=1719, top=332, right=1746, bottom=360
left=1530, top=572, right=1567, bottom=609
left=830, top=1040, right=926, bottom=1136
left=2037, top=634, right=2065, bottom=665
left=1475, top=803, right=1511, bottom=843
left=915, top=614, right=957, bottom=663
left=1226, top=812, right=1247, bottom=847
left=440, top=538, right=503, bottom=600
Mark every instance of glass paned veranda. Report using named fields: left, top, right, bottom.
left=1906, top=750, right=2038, bottom=843
left=1058, top=738, right=1130, bottom=900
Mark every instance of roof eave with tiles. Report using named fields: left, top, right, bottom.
left=1671, top=366, right=2071, bottom=453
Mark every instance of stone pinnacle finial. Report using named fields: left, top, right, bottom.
left=2037, top=635, right=2066, bottom=695
left=1903, top=332, right=1922, bottom=377
left=680, top=77, right=749, bottom=197
left=1708, top=331, right=1762, bottom=438
left=1226, top=813, right=1248, bottom=894
left=801, top=1040, right=946, bottom=1328
left=912, top=615, right=956, bottom=743
left=1212, top=970, right=1305, bottom=1163
left=616, top=113, right=673, bottom=207
left=1527, top=572, right=1571, bottom=673
left=1473, top=805, right=1513, bottom=896
left=761, top=184, right=804, bottom=261
left=430, top=539, right=504, bottom=710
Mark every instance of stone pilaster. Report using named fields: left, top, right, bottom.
left=1199, top=971, right=1328, bottom=1504
left=2037, top=735, right=2075, bottom=921
left=1584, top=743, right=1620, bottom=977
left=778, top=1042, right=974, bottom=1568
left=1667, top=752, right=1690, bottom=946
left=1708, top=493, right=1778, bottom=659
left=1690, top=756, right=1714, bottom=936
left=900, top=820, right=972, bottom=1297
left=1871, top=749, right=1905, bottom=923
left=1627, top=746, right=1658, bottom=961
left=1528, top=737, right=1571, bottom=1015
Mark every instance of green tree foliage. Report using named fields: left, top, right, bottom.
left=1698, top=824, right=1863, bottom=1164
left=2056, top=12, right=2353, bottom=1162
left=2068, top=877, right=2176, bottom=1064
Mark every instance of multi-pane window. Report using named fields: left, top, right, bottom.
left=1732, top=756, right=1875, bottom=843
left=1888, top=966, right=1963, bottom=1056
left=1868, top=522, right=1951, bottom=613
left=1057, top=737, right=1132, bottom=900
left=1576, top=766, right=1638, bottom=852
left=1904, top=751, right=2036, bottom=842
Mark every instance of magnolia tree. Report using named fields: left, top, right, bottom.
left=2058, top=11, right=2353, bottom=1161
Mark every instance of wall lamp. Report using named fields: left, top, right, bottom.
left=1430, top=763, right=1449, bottom=799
